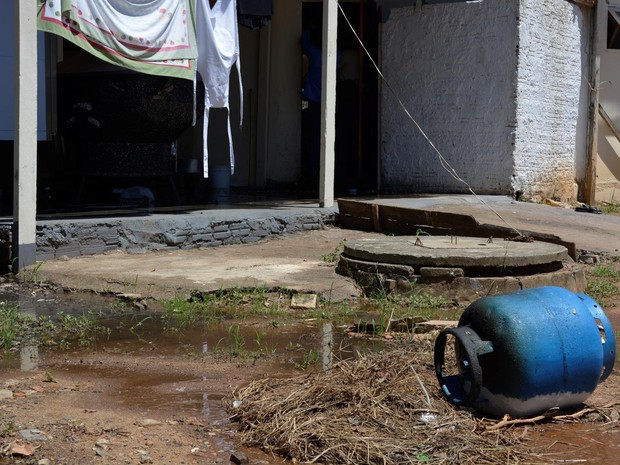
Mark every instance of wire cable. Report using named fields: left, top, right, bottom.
left=337, top=3, right=523, bottom=236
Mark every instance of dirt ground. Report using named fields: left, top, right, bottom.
left=0, top=349, right=289, bottom=464
left=1, top=301, right=619, bottom=465
left=2, top=226, right=620, bottom=464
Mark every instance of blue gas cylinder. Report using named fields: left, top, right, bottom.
left=434, top=286, right=616, bottom=417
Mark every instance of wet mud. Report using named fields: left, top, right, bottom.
left=1, top=285, right=619, bottom=464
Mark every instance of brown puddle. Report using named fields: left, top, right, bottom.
left=1, top=286, right=619, bottom=464
left=1, top=310, right=386, bottom=417
left=509, top=308, right=620, bottom=463
left=529, top=423, right=620, bottom=463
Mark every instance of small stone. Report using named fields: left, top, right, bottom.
left=19, top=429, right=48, bottom=441
left=139, top=419, right=162, bottom=427
left=117, top=293, right=142, bottom=300
left=11, top=443, right=35, bottom=456
left=140, top=453, right=153, bottom=464
left=291, top=294, right=317, bottom=309
left=544, top=198, right=564, bottom=207
left=38, top=459, right=51, bottom=465
left=230, top=451, right=249, bottom=465
left=419, top=267, right=465, bottom=278
left=95, top=439, right=109, bottom=447
left=134, top=300, right=148, bottom=311
left=579, top=254, right=600, bottom=264
left=0, top=389, right=13, bottom=400
left=93, top=446, right=107, bottom=457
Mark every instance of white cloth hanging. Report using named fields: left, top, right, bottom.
left=38, top=0, right=198, bottom=80
left=196, top=0, right=243, bottom=178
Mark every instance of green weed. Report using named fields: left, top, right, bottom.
left=57, top=311, right=109, bottom=347
left=589, top=263, right=620, bottom=279
left=0, top=305, right=20, bottom=350
left=295, top=348, right=320, bottom=371
left=223, top=324, right=245, bottom=357
left=20, top=261, right=44, bottom=284
left=0, top=421, right=15, bottom=438
left=586, top=262, right=620, bottom=305
left=251, top=329, right=276, bottom=359
left=129, top=316, right=152, bottom=336
left=587, top=280, right=618, bottom=302
left=601, top=191, right=619, bottom=215
left=320, top=240, right=345, bottom=264
left=1, top=307, right=109, bottom=351
left=162, top=288, right=293, bottom=331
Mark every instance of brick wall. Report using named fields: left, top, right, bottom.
left=380, top=0, right=590, bottom=200
left=380, top=1, right=518, bottom=194
left=512, top=0, right=589, bottom=201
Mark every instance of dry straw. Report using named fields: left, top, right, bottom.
left=227, top=335, right=611, bottom=464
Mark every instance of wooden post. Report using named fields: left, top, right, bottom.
left=584, top=1, right=601, bottom=204
left=319, top=0, right=337, bottom=208
left=12, top=0, right=38, bottom=271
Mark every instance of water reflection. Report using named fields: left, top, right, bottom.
left=202, top=390, right=210, bottom=417
left=321, top=322, right=333, bottom=370
left=19, top=293, right=38, bottom=371
left=20, top=345, right=39, bottom=372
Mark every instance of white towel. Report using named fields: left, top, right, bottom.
left=196, top=0, right=243, bottom=178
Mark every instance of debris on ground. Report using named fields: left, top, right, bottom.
left=290, top=294, right=318, bottom=309
left=228, top=342, right=618, bottom=465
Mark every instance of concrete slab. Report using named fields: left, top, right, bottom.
left=363, top=196, right=620, bottom=256
left=9, top=195, right=619, bottom=304
left=32, top=226, right=376, bottom=302
left=341, top=236, right=568, bottom=268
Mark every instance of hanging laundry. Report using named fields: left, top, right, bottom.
left=237, top=0, right=273, bottom=30
left=37, top=0, right=198, bottom=80
left=38, top=0, right=243, bottom=179
left=196, top=0, right=243, bottom=178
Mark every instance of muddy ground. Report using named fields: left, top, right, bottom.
left=1, top=227, right=620, bottom=464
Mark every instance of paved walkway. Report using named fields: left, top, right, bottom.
left=24, top=195, right=620, bottom=302
left=367, top=195, right=620, bottom=255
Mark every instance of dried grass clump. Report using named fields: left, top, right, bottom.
left=229, top=343, right=545, bottom=465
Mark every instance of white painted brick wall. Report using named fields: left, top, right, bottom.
left=512, top=0, right=587, bottom=201
left=380, top=1, right=518, bottom=194
left=380, top=0, right=589, bottom=200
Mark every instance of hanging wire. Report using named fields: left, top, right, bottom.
left=337, top=3, right=523, bottom=236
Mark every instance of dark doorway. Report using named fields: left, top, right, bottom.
left=301, top=1, right=379, bottom=196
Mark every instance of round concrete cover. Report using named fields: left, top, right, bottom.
left=342, top=236, right=569, bottom=268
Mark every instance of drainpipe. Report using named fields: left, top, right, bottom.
left=584, top=0, right=601, bottom=204
left=319, top=0, right=338, bottom=208
left=12, top=0, right=38, bottom=272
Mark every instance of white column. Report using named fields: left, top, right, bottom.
left=319, top=0, right=338, bottom=208
left=13, top=0, right=38, bottom=271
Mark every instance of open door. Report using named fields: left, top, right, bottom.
left=301, top=0, right=379, bottom=197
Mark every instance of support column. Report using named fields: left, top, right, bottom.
left=319, top=0, right=338, bottom=208
left=13, top=0, right=38, bottom=271
left=584, top=2, right=601, bottom=204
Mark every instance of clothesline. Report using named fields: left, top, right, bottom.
left=36, top=0, right=265, bottom=178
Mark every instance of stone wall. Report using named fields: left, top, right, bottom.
left=0, top=210, right=335, bottom=268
